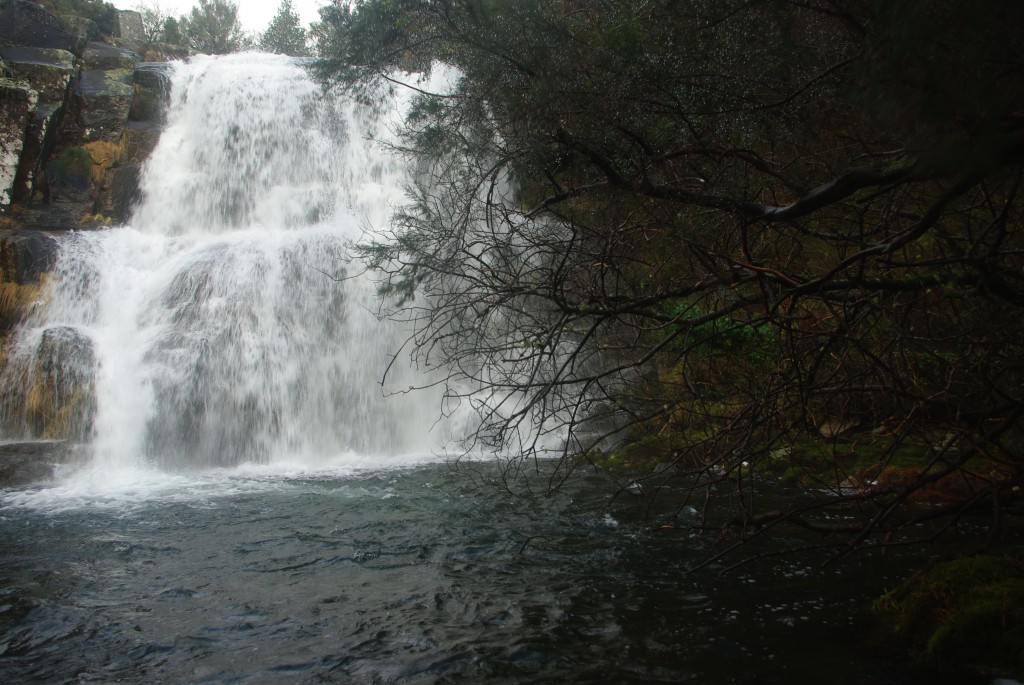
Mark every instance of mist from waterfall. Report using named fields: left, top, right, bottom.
left=0, top=53, right=453, bottom=474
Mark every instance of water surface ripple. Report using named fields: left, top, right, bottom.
left=0, top=464, right=987, bottom=684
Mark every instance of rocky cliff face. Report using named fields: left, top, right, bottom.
left=0, top=1, right=172, bottom=316
left=0, top=2, right=172, bottom=227
left=0, top=1, right=175, bottom=468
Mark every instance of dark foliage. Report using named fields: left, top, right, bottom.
left=313, top=0, right=1024, bottom=564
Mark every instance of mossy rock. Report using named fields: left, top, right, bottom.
left=874, top=552, right=1024, bottom=676
left=0, top=230, right=56, bottom=284
left=585, top=428, right=718, bottom=472
left=762, top=432, right=971, bottom=493
left=46, top=146, right=92, bottom=191
left=26, top=325, right=97, bottom=440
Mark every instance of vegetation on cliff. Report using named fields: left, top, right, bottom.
left=312, top=0, right=1024, bottom=565
left=38, top=0, right=119, bottom=34
left=874, top=550, right=1024, bottom=674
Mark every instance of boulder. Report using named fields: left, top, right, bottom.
left=0, top=76, right=37, bottom=209
left=76, top=70, right=134, bottom=142
left=28, top=325, right=97, bottom=440
left=0, top=229, right=51, bottom=328
left=114, top=10, right=144, bottom=41
left=0, top=440, right=70, bottom=485
left=130, top=62, right=172, bottom=123
left=18, top=143, right=94, bottom=229
left=86, top=122, right=159, bottom=224
left=0, top=230, right=56, bottom=284
left=27, top=135, right=137, bottom=228
left=99, top=161, right=140, bottom=220
left=0, top=47, right=76, bottom=203
left=43, top=144, right=90, bottom=204
left=81, top=42, right=137, bottom=72
left=123, top=120, right=160, bottom=162
left=60, top=15, right=100, bottom=45
left=16, top=202, right=84, bottom=230
left=134, top=42, right=189, bottom=63
left=75, top=43, right=138, bottom=143
left=0, top=47, right=77, bottom=104
left=112, top=37, right=147, bottom=57
left=0, top=0, right=86, bottom=56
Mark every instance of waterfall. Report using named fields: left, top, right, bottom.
left=0, top=53, right=446, bottom=471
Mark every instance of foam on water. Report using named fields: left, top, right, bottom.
left=0, top=451, right=448, bottom=514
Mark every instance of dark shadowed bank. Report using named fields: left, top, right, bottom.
left=309, top=0, right=1024, bottom=674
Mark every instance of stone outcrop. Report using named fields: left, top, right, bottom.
left=131, top=62, right=171, bottom=123
left=114, top=10, right=144, bottom=42
left=1, top=3, right=174, bottom=224
left=76, top=42, right=138, bottom=143
left=0, top=75, right=37, bottom=207
left=26, top=325, right=97, bottom=440
left=0, top=229, right=56, bottom=284
left=0, top=0, right=87, bottom=55
left=0, top=46, right=76, bottom=204
left=0, top=440, right=69, bottom=485
left=0, top=229, right=52, bottom=333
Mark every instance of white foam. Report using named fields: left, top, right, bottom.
left=0, top=450, right=450, bottom=514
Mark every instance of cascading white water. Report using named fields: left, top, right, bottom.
left=0, top=53, right=449, bottom=472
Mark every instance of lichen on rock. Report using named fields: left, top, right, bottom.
left=0, top=76, right=38, bottom=209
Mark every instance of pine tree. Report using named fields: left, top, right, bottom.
left=258, top=0, right=309, bottom=57
left=179, top=0, right=248, bottom=55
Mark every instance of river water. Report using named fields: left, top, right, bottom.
left=0, top=54, right=1001, bottom=683
left=0, top=461, right=991, bottom=684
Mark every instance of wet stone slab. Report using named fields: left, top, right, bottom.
left=0, top=441, right=70, bottom=486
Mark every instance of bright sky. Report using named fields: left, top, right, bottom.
left=109, top=1, right=328, bottom=35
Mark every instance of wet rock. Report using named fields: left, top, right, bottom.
left=100, top=161, right=140, bottom=220
left=0, top=75, right=37, bottom=209
left=0, top=440, right=69, bottom=485
left=61, top=14, right=100, bottom=45
left=112, top=37, right=148, bottom=58
left=76, top=70, right=134, bottom=142
left=0, top=48, right=75, bottom=97
left=28, top=326, right=97, bottom=440
left=17, top=201, right=84, bottom=230
left=131, top=63, right=172, bottom=123
left=0, top=230, right=56, bottom=284
left=0, top=0, right=86, bottom=56
left=0, top=279, right=43, bottom=331
left=134, top=42, right=189, bottom=63
left=0, top=47, right=77, bottom=203
left=43, top=144, right=90, bottom=204
left=82, top=42, right=137, bottom=72
left=75, top=43, right=138, bottom=143
left=123, top=121, right=160, bottom=162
